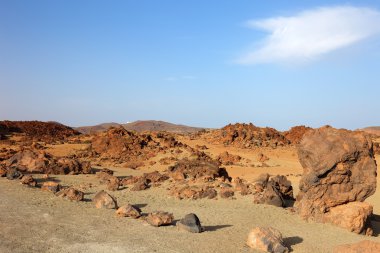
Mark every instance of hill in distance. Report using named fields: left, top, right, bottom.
left=75, top=120, right=205, bottom=134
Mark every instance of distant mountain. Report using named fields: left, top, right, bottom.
left=76, top=120, right=204, bottom=134
left=75, top=122, right=122, bottom=134
left=358, top=127, right=380, bottom=137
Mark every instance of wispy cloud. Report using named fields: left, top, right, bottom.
left=237, top=6, right=380, bottom=64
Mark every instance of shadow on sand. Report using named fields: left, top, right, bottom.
left=203, top=224, right=233, bottom=232
left=283, top=236, right=303, bottom=252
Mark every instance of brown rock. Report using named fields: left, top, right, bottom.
left=56, top=187, right=84, bottom=201
left=219, top=188, right=234, bottom=199
left=333, top=240, right=380, bottom=253
left=146, top=211, right=174, bottom=227
left=41, top=181, right=61, bottom=193
left=120, top=175, right=139, bottom=185
left=106, top=176, right=120, bottom=191
left=322, top=202, right=373, bottom=235
left=246, top=227, right=289, bottom=253
left=283, top=125, right=313, bottom=144
left=93, top=190, right=117, bottom=209
left=258, top=153, right=269, bottom=162
left=270, top=175, right=294, bottom=200
left=20, top=175, right=37, bottom=187
left=295, top=127, right=377, bottom=234
left=0, top=164, right=7, bottom=177
left=131, top=179, right=150, bottom=191
left=217, top=151, right=241, bottom=165
left=253, top=183, right=284, bottom=207
left=115, top=204, right=141, bottom=218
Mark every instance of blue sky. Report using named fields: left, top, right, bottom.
left=1, top=0, right=380, bottom=130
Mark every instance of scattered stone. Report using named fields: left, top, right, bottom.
left=333, top=240, right=380, bottom=253
left=41, top=181, right=61, bottom=193
left=0, top=164, right=7, bottom=177
left=56, top=187, right=84, bottom=201
left=146, top=211, right=174, bottom=227
left=258, top=153, right=269, bottom=162
left=296, top=127, right=377, bottom=234
left=131, top=179, right=150, bottom=191
left=120, top=175, right=139, bottom=186
left=93, top=190, right=117, bottom=209
left=115, top=204, right=141, bottom=218
left=177, top=213, right=202, bottom=233
left=217, top=151, right=241, bottom=165
left=246, top=227, right=289, bottom=253
left=219, top=188, right=235, bottom=199
left=6, top=168, right=23, bottom=180
left=106, top=176, right=120, bottom=191
left=20, top=175, right=37, bottom=187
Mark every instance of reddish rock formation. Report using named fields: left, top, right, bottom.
left=6, top=149, right=93, bottom=175
left=217, top=151, right=241, bottom=165
left=204, top=123, right=289, bottom=148
left=296, top=126, right=377, bottom=234
left=283, top=125, right=313, bottom=144
left=0, top=120, right=80, bottom=142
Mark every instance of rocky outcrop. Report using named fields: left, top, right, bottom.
left=6, top=149, right=93, bottom=175
left=246, top=227, right=289, bottom=253
left=204, top=123, right=290, bottom=148
left=283, top=125, right=312, bottom=144
left=217, top=151, right=241, bottom=165
left=296, top=126, right=377, bottom=234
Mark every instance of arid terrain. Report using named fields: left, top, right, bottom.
left=1, top=120, right=380, bottom=253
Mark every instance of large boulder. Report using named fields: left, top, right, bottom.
left=333, top=240, right=380, bottom=253
left=296, top=127, right=377, bottom=234
left=246, top=227, right=289, bottom=253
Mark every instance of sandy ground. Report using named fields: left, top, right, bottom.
left=1, top=138, right=380, bottom=253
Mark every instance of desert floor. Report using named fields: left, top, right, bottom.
left=1, top=137, right=380, bottom=253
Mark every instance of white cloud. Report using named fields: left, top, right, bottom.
left=237, top=6, right=380, bottom=64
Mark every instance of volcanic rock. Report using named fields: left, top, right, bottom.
left=246, top=227, right=289, bottom=253
left=296, top=127, right=377, bottom=234
left=177, top=213, right=202, bottom=233
left=41, top=181, right=61, bottom=193
left=93, top=190, right=117, bottom=209
left=6, top=168, right=23, bottom=180
left=106, top=176, right=120, bottom=191
left=217, top=151, right=241, bottom=165
left=283, top=125, right=313, bottom=144
left=116, top=204, right=141, bottom=218
left=20, top=175, right=37, bottom=187
left=146, top=211, right=174, bottom=227
left=219, top=188, right=235, bottom=199
left=56, top=187, right=84, bottom=201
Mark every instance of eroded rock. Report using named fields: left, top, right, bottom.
left=246, top=227, right=289, bottom=253
left=93, top=190, right=117, bottom=209
left=177, top=213, right=202, bottom=233
left=146, top=211, right=174, bottom=227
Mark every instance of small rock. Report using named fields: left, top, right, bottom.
left=115, top=204, right=141, bottom=218
left=41, top=181, right=61, bottom=193
left=177, top=213, right=202, bottom=233
left=0, top=165, right=7, bottom=177
left=56, top=187, right=84, bottom=201
left=20, top=175, right=37, bottom=187
left=6, top=168, right=23, bottom=180
left=246, top=227, right=289, bottom=253
left=131, top=179, right=150, bottom=191
left=146, top=211, right=174, bottom=227
left=93, top=190, right=117, bottom=209
left=107, top=176, right=120, bottom=191
left=219, top=188, right=234, bottom=199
